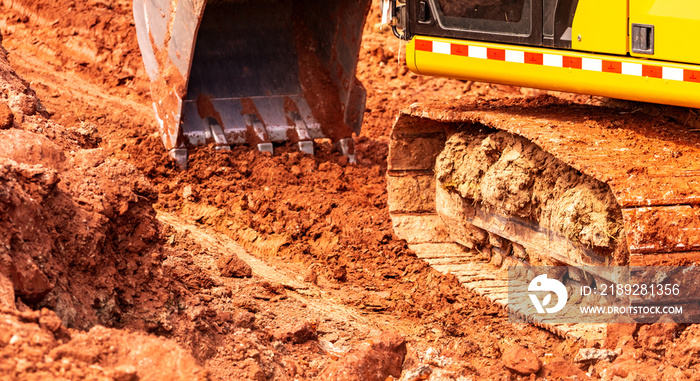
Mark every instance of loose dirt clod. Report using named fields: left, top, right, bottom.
left=605, top=319, right=639, bottom=349
left=332, top=264, right=348, bottom=282
left=217, top=253, right=253, bottom=278
left=274, top=320, right=318, bottom=344
left=637, top=318, right=680, bottom=355
left=0, top=102, right=12, bottom=129
left=318, top=332, right=407, bottom=381
left=501, top=345, right=541, bottom=375
left=0, top=273, right=14, bottom=309
left=541, top=357, right=588, bottom=380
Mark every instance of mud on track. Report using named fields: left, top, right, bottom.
left=1, top=0, right=700, bottom=380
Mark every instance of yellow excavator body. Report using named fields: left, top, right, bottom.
left=401, top=0, right=700, bottom=108
left=383, top=0, right=700, bottom=298
left=407, top=36, right=700, bottom=109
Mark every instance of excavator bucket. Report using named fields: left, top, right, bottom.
left=133, top=0, right=371, bottom=168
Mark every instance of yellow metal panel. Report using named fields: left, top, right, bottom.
left=408, top=36, right=700, bottom=109
left=630, top=0, right=700, bottom=65
left=571, top=0, right=628, bottom=55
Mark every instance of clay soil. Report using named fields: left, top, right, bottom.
left=0, top=0, right=699, bottom=380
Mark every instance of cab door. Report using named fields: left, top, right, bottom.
left=570, top=0, right=628, bottom=55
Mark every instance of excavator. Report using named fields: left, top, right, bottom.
left=134, top=0, right=700, bottom=330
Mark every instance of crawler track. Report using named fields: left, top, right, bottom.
left=388, top=100, right=700, bottom=340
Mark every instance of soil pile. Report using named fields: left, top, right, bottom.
left=0, top=33, right=211, bottom=379
left=0, top=36, right=166, bottom=329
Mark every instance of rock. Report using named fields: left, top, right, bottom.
left=332, top=265, right=347, bottom=282
left=217, top=253, right=252, bottom=278
left=668, top=324, right=700, bottom=369
left=540, top=357, right=588, bottom=380
left=317, top=332, right=407, bottom=381
left=604, top=317, right=638, bottom=349
left=422, top=347, right=449, bottom=368
left=0, top=273, right=15, bottom=310
left=611, top=350, right=660, bottom=379
left=637, top=317, right=679, bottom=354
left=0, top=253, right=53, bottom=302
left=182, top=185, right=197, bottom=201
left=401, top=364, right=432, bottom=381
left=231, top=310, right=256, bottom=329
left=274, top=320, right=317, bottom=344
left=304, top=267, right=318, bottom=285
left=0, top=102, right=13, bottom=129
left=501, top=345, right=541, bottom=375
left=38, top=308, right=63, bottom=333
left=574, top=348, right=616, bottom=364
left=319, top=339, right=350, bottom=360
left=9, top=93, right=37, bottom=116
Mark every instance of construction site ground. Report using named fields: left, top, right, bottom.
left=0, top=0, right=699, bottom=380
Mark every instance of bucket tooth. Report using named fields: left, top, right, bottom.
left=338, top=138, right=357, bottom=164
left=244, top=114, right=271, bottom=142
left=244, top=114, right=273, bottom=154
left=169, top=148, right=189, bottom=170
left=206, top=117, right=231, bottom=151
left=298, top=141, right=314, bottom=155
left=288, top=110, right=314, bottom=155
left=257, top=143, right=274, bottom=154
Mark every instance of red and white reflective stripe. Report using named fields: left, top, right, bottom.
left=414, top=39, right=700, bottom=83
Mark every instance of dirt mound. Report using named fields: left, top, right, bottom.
left=436, top=130, right=626, bottom=260
left=0, top=38, right=174, bottom=332
left=0, top=33, right=218, bottom=379
left=0, top=129, right=163, bottom=328
left=0, top=307, right=207, bottom=380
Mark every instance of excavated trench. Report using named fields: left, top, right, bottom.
left=434, top=129, right=628, bottom=266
